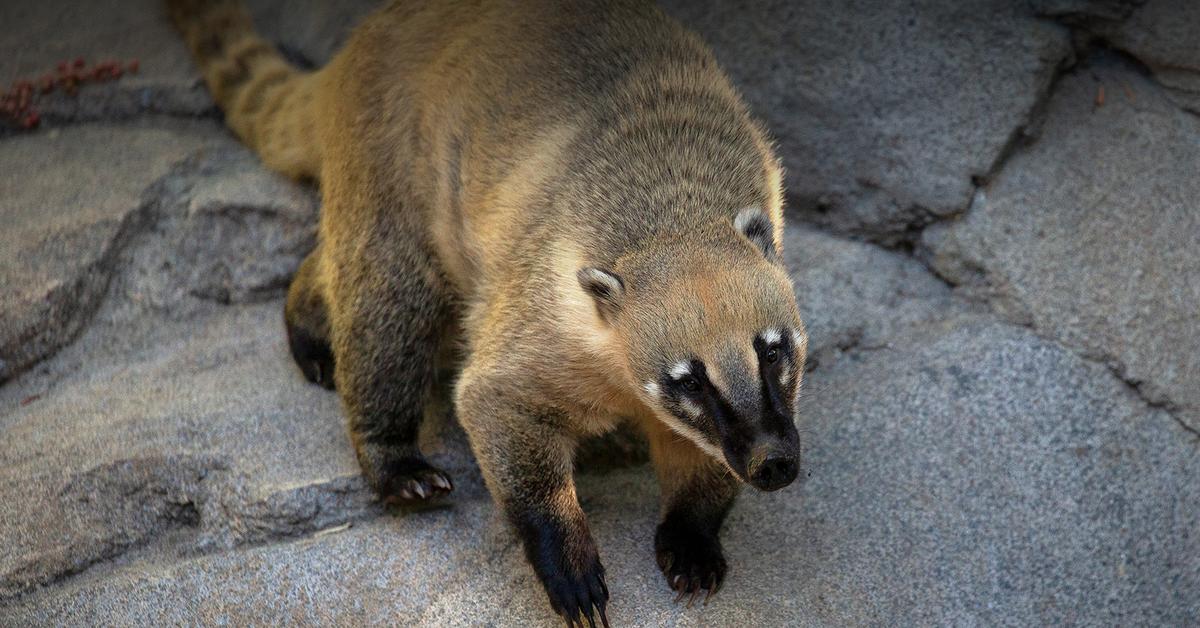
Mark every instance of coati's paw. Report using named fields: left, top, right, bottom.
left=540, top=554, right=610, bottom=628
left=285, top=323, right=336, bottom=390
left=373, top=458, right=454, bottom=505
left=655, top=523, right=727, bottom=607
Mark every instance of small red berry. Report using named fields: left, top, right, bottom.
left=57, top=61, right=68, bottom=73
left=39, top=75, right=55, bottom=93
left=127, top=59, right=139, bottom=73
left=21, top=112, right=40, bottom=129
left=73, top=57, right=85, bottom=68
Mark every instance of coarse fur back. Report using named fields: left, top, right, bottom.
left=169, top=0, right=806, bottom=623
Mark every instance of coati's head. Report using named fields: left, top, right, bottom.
left=578, top=208, right=806, bottom=491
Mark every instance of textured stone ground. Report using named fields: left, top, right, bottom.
left=2, top=0, right=1197, bottom=625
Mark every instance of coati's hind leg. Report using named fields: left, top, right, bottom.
left=641, top=417, right=739, bottom=606
left=329, top=229, right=454, bottom=504
left=285, top=247, right=335, bottom=389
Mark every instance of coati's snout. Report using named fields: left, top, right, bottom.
left=746, top=438, right=800, bottom=492
left=635, top=324, right=808, bottom=491
left=703, top=339, right=804, bottom=491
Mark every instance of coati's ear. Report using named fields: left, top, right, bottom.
left=577, top=267, right=625, bottom=323
left=734, top=207, right=777, bottom=260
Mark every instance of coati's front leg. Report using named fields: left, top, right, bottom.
left=327, top=232, right=454, bottom=504
left=642, top=417, right=740, bottom=606
left=457, top=374, right=610, bottom=627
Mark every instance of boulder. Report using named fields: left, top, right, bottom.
left=1035, top=0, right=1200, bottom=114
left=659, top=0, right=1071, bottom=239
left=924, top=55, right=1200, bottom=430
left=0, top=121, right=220, bottom=382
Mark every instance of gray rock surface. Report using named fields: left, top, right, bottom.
left=1101, top=0, right=1200, bottom=113
left=7, top=319, right=1197, bottom=625
left=2, top=1, right=1199, bottom=626
left=660, top=0, right=1071, bottom=239
left=0, top=0, right=212, bottom=128
left=784, top=224, right=969, bottom=369
left=0, top=139, right=372, bottom=600
left=0, top=0, right=381, bottom=131
left=924, top=56, right=1200, bottom=431
left=1037, top=0, right=1200, bottom=114
left=0, top=121, right=220, bottom=382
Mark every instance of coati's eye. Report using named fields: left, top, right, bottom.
left=667, top=360, right=703, bottom=394
left=764, top=347, right=780, bottom=365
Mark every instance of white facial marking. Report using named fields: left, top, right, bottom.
left=660, top=416, right=726, bottom=460
left=792, top=329, right=811, bottom=353
left=761, top=328, right=782, bottom=345
left=643, top=381, right=660, bottom=398
left=680, top=398, right=703, bottom=418
left=669, top=360, right=692, bottom=380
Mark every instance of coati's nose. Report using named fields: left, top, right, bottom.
left=748, top=454, right=798, bottom=491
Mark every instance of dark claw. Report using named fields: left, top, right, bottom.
left=375, top=458, right=455, bottom=505
left=703, top=573, right=717, bottom=606
left=539, top=557, right=609, bottom=627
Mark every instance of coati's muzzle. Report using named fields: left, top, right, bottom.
left=744, top=440, right=799, bottom=491
left=706, top=350, right=802, bottom=492
left=723, top=419, right=800, bottom=492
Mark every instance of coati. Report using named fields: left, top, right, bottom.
left=169, top=0, right=808, bottom=623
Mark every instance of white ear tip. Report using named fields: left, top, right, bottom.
left=734, top=207, right=776, bottom=259
left=734, top=207, right=764, bottom=232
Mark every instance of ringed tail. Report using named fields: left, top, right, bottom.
left=167, top=0, right=321, bottom=180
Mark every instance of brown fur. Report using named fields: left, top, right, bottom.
left=169, top=0, right=806, bottom=623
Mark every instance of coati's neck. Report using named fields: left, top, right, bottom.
left=554, top=90, right=780, bottom=267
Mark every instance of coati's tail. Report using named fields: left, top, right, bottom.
left=167, top=0, right=321, bottom=180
